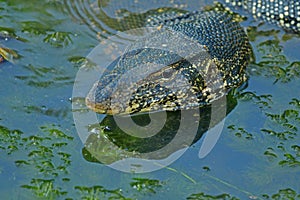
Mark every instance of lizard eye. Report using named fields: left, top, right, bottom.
left=162, top=70, right=173, bottom=78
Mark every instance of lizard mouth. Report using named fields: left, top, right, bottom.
left=85, top=97, right=111, bottom=114
left=85, top=81, right=113, bottom=114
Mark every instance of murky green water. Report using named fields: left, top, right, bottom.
left=1, top=0, right=300, bottom=199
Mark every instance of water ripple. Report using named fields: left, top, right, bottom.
left=63, top=0, right=188, bottom=41
left=63, top=0, right=137, bottom=40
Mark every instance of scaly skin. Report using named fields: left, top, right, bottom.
left=86, top=0, right=299, bottom=114
left=225, top=0, right=300, bottom=33
left=86, top=10, right=251, bottom=114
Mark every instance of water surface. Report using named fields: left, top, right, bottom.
left=1, top=0, right=300, bottom=199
